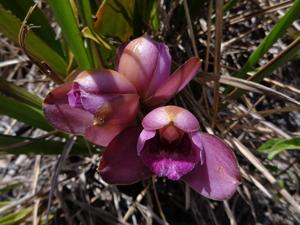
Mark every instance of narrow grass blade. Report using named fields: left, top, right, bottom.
left=0, top=135, right=95, bottom=155
left=0, top=94, right=51, bottom=131
left=0, top=207, right=32, bottom=225
left=232, top=0, right=300, bottom=79
left=48, top=0, right=93, bottom=69
left=258, top=137, right=300, bottom=159
left=0, top=77, right=42, bottom=109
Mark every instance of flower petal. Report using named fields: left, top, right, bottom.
left=146, top=57, right=201, bottom=106
left=85, top=94, right=140, bottom=146
left=142, top=107, right=171, bottom=130
left=75, top=69, right=137, bottom=94
left=99, top=127, right=152, bottom=184
left=43, top=83, right=93, bottom=134
left=85, top=124, right=126, bottom=147
left=142, top=106, right=200, bottom=132
left=145, top=42, right=171, bottom=97
left=140, top=134, right=200, bottom=180
left=164, top=106, right=200, bottom=132
left=67, top=82, right=83, bottom=108
left=182, top=133, right=240, bottom=201
left=117, top=36, right=170, bottom=98
left=137, top=129, right=156, bottom=155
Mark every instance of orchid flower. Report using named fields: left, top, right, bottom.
left=43, top=69, right=139, bottom=146
left=43, top=36, right=201, bottom=147
left=116, top=36, right=201, bottom=107
left=99, top=106, right=240, bottom=200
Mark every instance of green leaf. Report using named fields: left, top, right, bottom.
left=248, top=36, right=300, bottom=84
left=0, top=4, right=67, bottom=77
left=258, top=137, right=300, bottom=159
left=94, top=0, right=135, bottom=42
left=0, top=94, right=51, bottom=131
left=81, top=26, right=112, bottom=50
left=48, top=0, right=94, bottom=70
left=0, top=135, right=96, bottom=155
left=133, top=0, right=160, bottom=34
left=0, top=207, right=32, bottom=225
left=0, top=0, right=64, bottom=58
left=0, top=77, right=42, bottom=109
left=232, top=0, right=300, bottom=79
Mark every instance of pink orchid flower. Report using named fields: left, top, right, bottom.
left=99, top=106, right=240, bottom=200
left=116, top=36, right=201, bottom=107
left=43, top=36, right=201, bottom=147
left=43, top=69, right=139, bottom=146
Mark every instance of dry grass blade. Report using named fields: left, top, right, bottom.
left=183, top=0, right=199, bottom=57
left=194, top=74, right=300, bottom=106
left=0, top=130, right=58, bottom=151
left=152, top=177, right=168, bottom=224
left=204, top=0, right=213, bottom=72
left=223, top=200, right=237, bottom=225
left=122, top=185, right=148, bottom=222
left=222, top=76, right=300, bottom=106
left=211, top=0, right=224, bottom=128
left=18, top=3, right=64, bottom=84
left=225, top=0, right=293, bottom=25
left=231, top=138, right=300, bottom=214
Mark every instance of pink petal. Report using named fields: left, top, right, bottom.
left=117, top=36, right=170, bottom=98
left=145, top=42, right=171, bottom=97
left=75, top=69, right=137, bottom=94
left=43, top=83, right=93, bottom=134
left=142, top=106, right=200, bottom=132
left=85, top=124, right=127, bottom=147
left=182, top=133, right=240, bottom=201
left=84, top=94, right=140, bottom=146
left=137, top=129, right=156, bottom=155
left=67, top=82, right=83, bottom=108
left=164, top=106, right=200, bottom=132
left=140, top=134, right=201, bottom=180
left=146, top=57, right=201, bottom=106
left=142, top=107, right=171, bottom=130
left=99, top=127, right=152, bottom=184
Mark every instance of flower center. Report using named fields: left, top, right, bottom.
left=158, top=124, right=184, bottom=149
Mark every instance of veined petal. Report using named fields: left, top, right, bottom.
left=85, top=94, right=140, bottom=146
left=140, top=134, right=200, bottom=180
left=146, top=57, right=201, bottom=106
left=142, top=106, right=200, bottom=132
left=164, top=106, right=200, bottom=132
left=99, top=127, right=152, bottom=184
left=117, top=36, right=170, bottom=98
left=43, top=83, right=93, bottom=134
left=182, top=133, right=240, bottom=201
left=142, top=107, right=171, bottom=130
left=75, top=69, right=137, bottom=94
left=145, top=42, right=171, bottom=97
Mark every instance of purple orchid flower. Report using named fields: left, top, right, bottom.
left=43, top=36, right=201, bottom=147
left=99, top=106, right=240, bottom=200
left=43, top=69, right=140, bottom=147
left=116, top=36, right=201, bottom=107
